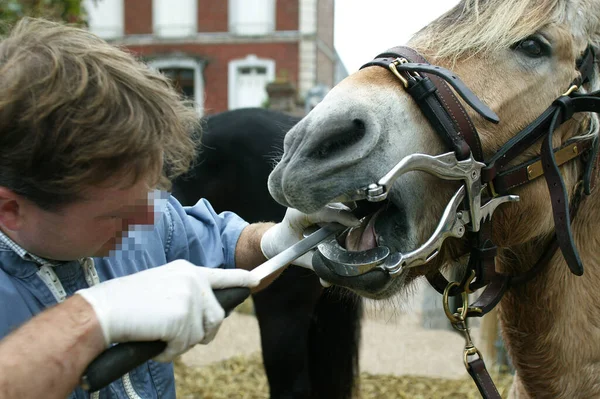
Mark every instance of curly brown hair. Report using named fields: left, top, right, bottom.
left=0, top=17, right=200, bottom=210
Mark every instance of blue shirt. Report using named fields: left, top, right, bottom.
left=0, top=194, right=249, bottom=399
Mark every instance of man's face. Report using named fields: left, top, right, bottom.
left=13, top=177, right=159, bottom=260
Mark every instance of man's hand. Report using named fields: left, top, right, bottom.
left=76, top=260, right=259, bottom=362
left=260, top=204, right=360, bottom=269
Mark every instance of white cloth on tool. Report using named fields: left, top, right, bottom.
left=260, top=204, right=360, bottom=270
left=76, top=259, right=260, bottom=362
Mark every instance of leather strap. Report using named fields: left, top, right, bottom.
left=467, top=358, right=502, bottom=399
left=361, top=46, right=488, bottom=162
left=541, top=108, right=583, bottom=275
left=406, top=75, right=472, bottom=159
left=577, top=46, right=596, bottom=86
left=491, top=139, right=594, bottom=195
left=482, top=106, right=559, bottom=183
left=426, top=220, right=496, bottom=296
left=394, top=63, right=499, bottom=123
left=583, top=136, right=600, bottom=194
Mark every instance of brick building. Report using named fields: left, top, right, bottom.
left=84, top=0, right=348, bottom=116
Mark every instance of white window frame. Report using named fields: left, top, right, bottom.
left=152, top=0, right=198, bottom=38
left=228, top=55, right=275, bottom=110
left=147, top=57, right=205, bottom=116
left=228, top=0, right=276, bottom=36
left=84, top=0, right=124, bottom=39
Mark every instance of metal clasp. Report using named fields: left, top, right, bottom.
left=388, top=58, right=410, bottom=88
left=454, top=316, right=484, bottom=370
left=442, top=278, right=484, bottom=371
left=388, top=57, right=421, bottom=89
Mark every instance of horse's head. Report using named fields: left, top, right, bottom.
left=268, top=0, right=600, bottom=299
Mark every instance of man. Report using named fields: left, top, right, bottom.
left=0, top=18, right=357, bottom=399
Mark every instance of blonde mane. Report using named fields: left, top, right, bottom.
left=411, top=0, right=600, bottom=61
left=409, top=0, right=600, bottom=141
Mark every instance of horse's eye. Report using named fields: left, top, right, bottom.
left=513, top=37, right=550, bottom=58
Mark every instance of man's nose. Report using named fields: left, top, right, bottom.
left=123, top=204, right=156, bottom=228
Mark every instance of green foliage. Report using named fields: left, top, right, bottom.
left=0, top=0, right=93, bottom=35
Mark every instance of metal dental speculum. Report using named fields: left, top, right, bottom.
left=335, top=152, right=486, bottom=232
left=320, top=152, right=519, bottom=278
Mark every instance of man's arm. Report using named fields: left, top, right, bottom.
left=0, top=259, right=260, bottom=398
left=234, top=206, right=361, bottom=292
left=234, top=222, right=280, bottom=291
left=0, top=295, right=105, bottom=399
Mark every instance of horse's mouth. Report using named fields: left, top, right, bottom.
left=312, top=201, right=403, bottom=296
left=344, top=207, right=382, bottom=251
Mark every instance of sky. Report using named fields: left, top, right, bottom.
left=333, top=0, right=460, bottom=74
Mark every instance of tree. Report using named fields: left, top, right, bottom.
left=0, top=0, right=92, bottom=34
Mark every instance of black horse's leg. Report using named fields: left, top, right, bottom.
left=252, top=266, right=323, bottom=398
left=308, top=288, right=362, bottom=399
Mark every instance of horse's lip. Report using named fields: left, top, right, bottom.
left=311, top=250, right=391, bottom=293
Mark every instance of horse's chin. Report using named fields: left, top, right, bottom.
left=312, top=201, right=418, bottom=299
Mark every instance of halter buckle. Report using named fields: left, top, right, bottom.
left=562, top=84, right=579, bottom=97
left=388, top=57, right=421, bottom=89
left=388, top=59, right=410, bottom=88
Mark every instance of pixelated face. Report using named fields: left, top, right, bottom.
left=17, top=175, right=162, bottom=260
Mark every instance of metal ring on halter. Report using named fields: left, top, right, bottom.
left=463, top=347, right=484, bottom=371
left=443, top=281, right=468, bottom=323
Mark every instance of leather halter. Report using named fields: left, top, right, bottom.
left=360, top=45, right=600, bottom=399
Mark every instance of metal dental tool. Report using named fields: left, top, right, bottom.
left=333, top=152, right=486, bottom=231
left=319, top=185, right=519, bottom=278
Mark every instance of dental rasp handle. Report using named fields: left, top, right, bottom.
left=80, top=221, right=355, bottom=392
left=80, top=287, right=250, bottom=392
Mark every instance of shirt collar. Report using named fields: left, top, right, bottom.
left=0, top=228, right=62, bottom=267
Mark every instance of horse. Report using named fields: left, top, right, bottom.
left=171, top=107, right=362, bottom=399
left=266, top=1, right=600, bottom=398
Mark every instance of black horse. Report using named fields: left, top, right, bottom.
left=171, top=107, right=362, bottom=399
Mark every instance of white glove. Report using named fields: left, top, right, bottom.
left=76, top=259, right=260, bottom=362
left=260, top=203, right=360, bottom=270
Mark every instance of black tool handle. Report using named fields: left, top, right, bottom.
left=80, top=286, right=251, bottom=392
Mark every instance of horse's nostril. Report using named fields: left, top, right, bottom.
left=353, top=118, right=366, bottom=132
left=313, top=118, right=367, bottom=159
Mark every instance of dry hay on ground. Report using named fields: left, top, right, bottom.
left=174, top=353, right=514, bottom=399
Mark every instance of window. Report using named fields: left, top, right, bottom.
left=84, top=0, right=124, bottom=39
left=148, top=57, right=204, bottom=116
left=161, top=68, right=195, bottom=100
left=229, top=0, right=275, bottom=35
left=228, top=55, right=275, bottom=110
left=153, top=0, right=197, bottom=37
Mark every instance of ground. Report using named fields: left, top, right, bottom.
left=176, top=279, right=514, bottom=398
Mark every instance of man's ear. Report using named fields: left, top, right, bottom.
left=0, top=187, right=23, bottom=231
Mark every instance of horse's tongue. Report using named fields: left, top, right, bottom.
left=345, top=212, right=379, bottom=251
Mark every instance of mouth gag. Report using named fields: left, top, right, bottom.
left=318, top=151, right=519, bottom=278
